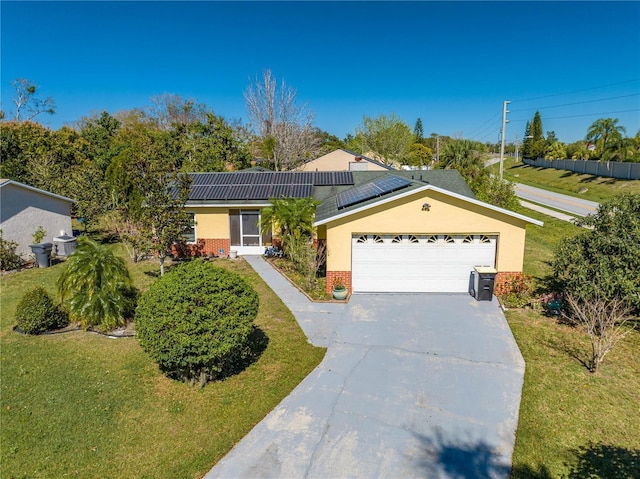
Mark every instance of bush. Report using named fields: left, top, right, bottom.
left=0, top=230, right=22, bottom=271
left=16, top=287, right=68, bottom=334
left=499, top=274, right=535, bottom=309
left=57, top=237, right=136, bottom=331
left=135, top=260, right=259, bottom=386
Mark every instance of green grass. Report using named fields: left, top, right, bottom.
left=507, top=203, right=640, bottom=478
left=1, top=252, right=325, bottom=478
left=489, top=157, right=640, bottom=203
left=508, top=310, right=640, bottom=478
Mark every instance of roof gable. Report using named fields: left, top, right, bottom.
left=0, top=179, right=74, bottom=203
left=313, top=170, right=543, bottom=227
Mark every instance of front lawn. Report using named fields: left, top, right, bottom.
left=0, top=251, right=325, bottom=478
left=507, top=208, right=640, bottom=477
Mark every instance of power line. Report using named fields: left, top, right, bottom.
left=510, top=108, right=640, bottom=122
left=511, top=93, right=640, bottom=113
left=511, top=78, right=640, bottom=103
left=467, top=111, right=501, bottom=138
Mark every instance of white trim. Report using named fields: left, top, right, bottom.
left=0, top=179, right=74, bottom=203
left=314, top=184, right=543, bottom=227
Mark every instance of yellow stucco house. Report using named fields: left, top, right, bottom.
left=183, top=169, right=542, bottom=295
left=299, top=148, right=393, bottom=172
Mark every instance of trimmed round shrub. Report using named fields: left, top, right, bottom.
left=16, top=287, right=69, bottom=334
left=135, top=260, right=259, bottom=386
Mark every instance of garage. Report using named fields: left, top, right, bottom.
left=351, top=234, right=497, bottom=293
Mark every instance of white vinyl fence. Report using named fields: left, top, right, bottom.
left=523, top=158, right=640, bottom=180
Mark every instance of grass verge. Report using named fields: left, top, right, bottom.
left=489, top=157, right=640, bottom=203
left=1, top=252, right=325, bottom=478
left=507, top=203, right=640, bottom=477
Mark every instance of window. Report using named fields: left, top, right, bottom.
left=184, top=213, right=196, bottom=243
left=373, top=235, right=384, bottom=244
left=408, top=235, right=419, bottom=244
left=443, top=235, right=455, bottom=244
left=462, top=235, right=474, bottom=244
left=356, top=235, right=367, bottom=243
left=426, top=235, right=437, bottom=243
left=480, top=235, right=492, bottom=244
left=392, top=235, right=403, bottom=243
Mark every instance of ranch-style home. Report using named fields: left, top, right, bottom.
left=183, top=168, right=542, bottom=295
left=298, top=148, right=394, bottom=172
left=0, top=179, right=74, bottom=259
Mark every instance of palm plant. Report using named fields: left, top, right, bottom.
left=586, top=118, right=626, bottom=161
left=260, top=197, right=319, bottom=249
left=57, top=237, right=136, bottom=330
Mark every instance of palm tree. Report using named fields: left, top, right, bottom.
left=57, top=237, right=136, bottom=330
left=260, top=197, right=319, bottom=251
left=586, top=118, right=626, bottom=161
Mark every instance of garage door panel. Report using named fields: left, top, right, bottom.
left=351, top=234, right=496, bottom=293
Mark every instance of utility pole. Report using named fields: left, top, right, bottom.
left=499, top=100, right=510, bottom=181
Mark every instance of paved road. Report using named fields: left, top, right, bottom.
left=206, top=256, right=525, bottom=479
left=485, top=158, right=599, bottom=217
left=513, top=183, right=599, bottom=217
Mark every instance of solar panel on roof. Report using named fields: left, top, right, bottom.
left=336, top=175, right=411, bottom=209
left=333, top=171, right=355, bottom=185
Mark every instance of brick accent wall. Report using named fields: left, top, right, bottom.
left=199, top=239, right=231, bottom=257
left=174, top=239, right=231, bottom=258
left=494, top=271, right=524, bottom=296
left=326, top=270, right=352, bottom=294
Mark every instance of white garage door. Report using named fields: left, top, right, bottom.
left=351, top=234, right=497, bottom=293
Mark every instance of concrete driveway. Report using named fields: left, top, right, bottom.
left=206, top=257, right=525, bottom=479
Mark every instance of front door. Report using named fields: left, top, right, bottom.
left=230, top=210, right=264, bottom=255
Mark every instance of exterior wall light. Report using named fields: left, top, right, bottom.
left=422, top=203, right=431, bottom=211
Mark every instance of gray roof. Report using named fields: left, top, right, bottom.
left=184, top=170, right=473, bottom=211
left=313, top=170, right=474, bottom=223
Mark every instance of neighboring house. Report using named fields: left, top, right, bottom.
left=183, top=169, right=542, bottom=294
left=299, top=149, right=394, bottom=172
left=0, top=179, right=74, bottom=259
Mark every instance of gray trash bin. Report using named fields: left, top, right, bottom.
left=53, top=234, right=78, bottom=256
left=29, top=243, right=53, bottom=268
left=473, top=266, right=497, bottom=301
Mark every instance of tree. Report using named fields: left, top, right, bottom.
left=553, top=194, right=640, bottom=314
left=586, top=117, right=626, bottom=161
left=355, top=113, right=413, bottom=165
left=8, top=78, right=56, bottom=122
left=521, top=111, right=545, bottom=159
left=107, top=113, right=192, bottom=274
left=414, top=118, right=424, bottom=143
left=312, top=128, right=346, bottom=155
left=545, top=141, right=567, bottom=160
left=562, top=294, right=635, bottom=372
left=244, top=69, right=320, bottom=170
left=178, top=113, right=252, bottom=172
left=76, top=111, right=122, bottom=172
left=147, top=93, right=208, bottom=131
left=438, top=138, right=517, bottom=210
left=57, top=237, right=137, bottom=331
left=404, top=143, right=433, bottom=168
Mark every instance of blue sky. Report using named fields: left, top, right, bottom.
left=2, top=1, right=639, bottom=144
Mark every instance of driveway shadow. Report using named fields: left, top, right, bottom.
left=413, top=429, right=512, bottom=478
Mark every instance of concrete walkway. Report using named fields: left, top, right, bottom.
left=206, top=256, right=525, bottom=478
